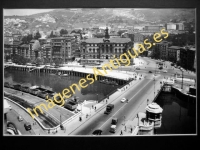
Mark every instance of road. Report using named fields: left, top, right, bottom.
left=70, top=74, right=162, bottom=135
left=6, top=109, right=35, bottom=135
left=69, top=57, right=196, bottom=135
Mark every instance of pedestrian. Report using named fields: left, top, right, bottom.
left=131, top=127, right=132, bottom=133
left=106, top=100, right=107, bottom=104
left=92, top=105, right=93, bottom=109
left=124, top=126, right=126, bottom=131
left=95, top=106, right=96, bottom=111
left=79, top=116, right=82, bottom=122
left=120, top=130, right=123, bottom=135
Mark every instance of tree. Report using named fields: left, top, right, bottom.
left=50, top=31, right=55, bottom=38
left=32, top=40, right=40, bottom=51
left=34, top=31, right=41, bottom=40
left=22, top=36, right=28, bottom=44
left=27, top=34, right=33, bottom=42
left=54, top=58, right=60, bottom=66
left=60, top=29, right=68, bottom=36
left=35, top=57, right=42, bottom=66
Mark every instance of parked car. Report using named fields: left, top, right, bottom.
left=24, top=122, right=31, bottom=131
left=92, top=129, right=103, bottom=135
left=136, top=67, right=140, bottom=70
left=149, top=71, right=153, bottom=73
left=17, top=116, right=23, bottom=122
left=82, top=65, right=85, bottom=67
left=158, top=66, right=163, bottom=70
left=121, top=98, right=127, bottom=103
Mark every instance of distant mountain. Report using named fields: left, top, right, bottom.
left=4, top=8, right=195, bottom=36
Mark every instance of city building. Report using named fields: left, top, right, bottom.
left=176, top=23, right=184, bottom=30
left=50, top=36, right=79, bottom=63
left=41, top=39, right=51, bottom=61
left=167, top=46, right=181, bottom=63
left=180, top=46, right=196, bottom=71
left=144, top=25, right=165, bottom=32
left=154, top=41, right=172, bottom=60
left=80, top=27, right=133, bottom=65
left=166, top=23, right=177, bottom=30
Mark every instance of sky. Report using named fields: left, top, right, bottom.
left=4, top=9, right=55, bottom=16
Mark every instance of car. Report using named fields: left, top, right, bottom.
left=149, top=71, right=153, bottom=73
left=92, top=129, right=103, bottom=135
left=158, top=67, right=163, bottom=70
left=121, top=98, right=127, bottom=103
left=163, top=70, right=167, bottom=73
left=24, top=122, right=31, bottom=131
left=136, top=67, right=140, bottom=70
left=17, top=116, right=23, bottom=122
left=82, top=65, right=85, bottom=67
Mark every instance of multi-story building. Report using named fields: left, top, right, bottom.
left=176, top=23, right=184, bottom=30
left=80, top=27, right=133, bottom=65
left=167, top=46, right=181, bottom=63
left=144, top=25, right=164, bottom=32
left=166, top=23, right=177, bottom=30
left=50, top=36, right=79, bottom=63
left=154, top=41, right=171, bottom=60
left=180, top=46, right=196, bottom=71
left=41, top=39, right=51, bottom=61
left=18, top=44, right=30, bottom=58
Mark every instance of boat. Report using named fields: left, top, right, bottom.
left=60, top=74, right=68, bottom=77
left=29, top=86, right=40, bottom=96
left=21, top=85, right=30, bottom=93
left=99, top=79, right=118, bottom=86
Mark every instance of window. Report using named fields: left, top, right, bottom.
left=93, top=55, right=95, bottom=59
left=93, top=49, right=95, bottom=53
left=115, top=49, right=117, bottom=53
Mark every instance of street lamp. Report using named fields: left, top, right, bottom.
left=96, top=94, right=98, bottom=103
left=178, top=67, right=184, bottom=89
left=153, top=77, right=155, bottom=100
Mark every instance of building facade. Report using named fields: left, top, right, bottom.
left=80, top=28, right=133, bottom=64
left=155, top=41, right=172, bottom=60
left=180, top=46, right=196, bottom=71
left=167, top=46, right=181, bottom=63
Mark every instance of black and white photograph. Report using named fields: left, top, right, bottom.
left=3, top=8, right=196, bottom=136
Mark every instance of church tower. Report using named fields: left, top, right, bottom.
left=104, top=27, right=110, bottom=39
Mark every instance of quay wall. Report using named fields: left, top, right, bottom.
left=5, top=65, right=129, bottom=86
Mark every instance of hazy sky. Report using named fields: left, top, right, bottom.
left=4, top=9, right=55, bottom=16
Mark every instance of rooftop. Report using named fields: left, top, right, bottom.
left=145, top=102, right=163, bottom=114
left=168, top=46, right=181, bottom=49
left=81, top=37, right=131, bottom=43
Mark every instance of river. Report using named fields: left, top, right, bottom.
left=4, top=69, right=120, bottom=103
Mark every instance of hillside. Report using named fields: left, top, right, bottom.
left=4, top=8, right=195, bottom=36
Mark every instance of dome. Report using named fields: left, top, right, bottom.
left=145, top=102, right=163, bottom=114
